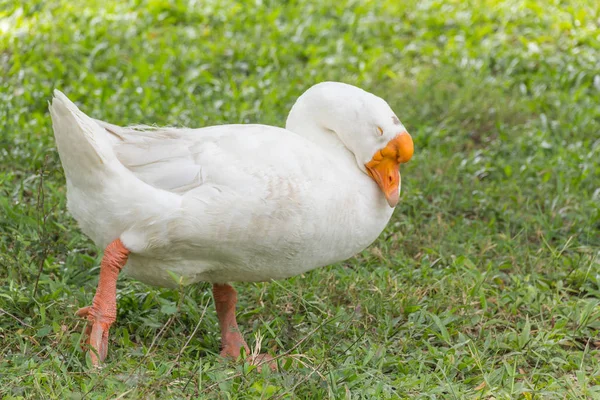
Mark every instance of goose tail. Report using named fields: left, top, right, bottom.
left=49, top=90, right=118, bottom=185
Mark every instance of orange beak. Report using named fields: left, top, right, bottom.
left=365, top=131, right=414, bottom=207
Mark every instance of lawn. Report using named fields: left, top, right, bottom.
left=1, top=0, right=599, bottom=398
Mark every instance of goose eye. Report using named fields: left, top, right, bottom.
left=376, top=126, right=384, bottom=136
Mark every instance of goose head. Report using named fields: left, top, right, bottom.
left=286, top=82, right=414, bottom=207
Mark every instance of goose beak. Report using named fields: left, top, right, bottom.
left=365, top=131, right=413, bottom=208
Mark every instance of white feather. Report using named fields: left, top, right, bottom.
left=49, top=82, right=405, bottom=287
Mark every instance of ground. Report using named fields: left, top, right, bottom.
left=1, top=0, right=599, bottom=398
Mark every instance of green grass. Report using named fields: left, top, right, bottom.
left=1, top=0, right=599, bottom=398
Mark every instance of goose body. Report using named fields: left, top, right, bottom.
left=49, top=82, right=414, bottom=365
left=71, top=121, right=392, bottom=286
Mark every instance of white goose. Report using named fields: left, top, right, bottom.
left=49, top=82, right=413, bottom=366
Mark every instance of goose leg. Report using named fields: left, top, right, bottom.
left=213, top=283, right=275, bottom=369
left=213, top=283, right=250, bottom=358
left=76, top=239, right=129, bottom=366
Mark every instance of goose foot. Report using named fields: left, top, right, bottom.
left=213, top=283, right=276, bottom=371
left=76, top=239, right=129, bottom=366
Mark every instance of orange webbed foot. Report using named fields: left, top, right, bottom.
left=76, top=239, right=129, bottom=366
left=213, top=283, right=277, bottom=371
left=76, top=305, right=114, bottom=365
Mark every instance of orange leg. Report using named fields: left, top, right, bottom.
left=213, top=283, right=275, bottom=369
left=76, top=239, right=129, bottom=366
left=213, top=283, right=250, bottom=358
